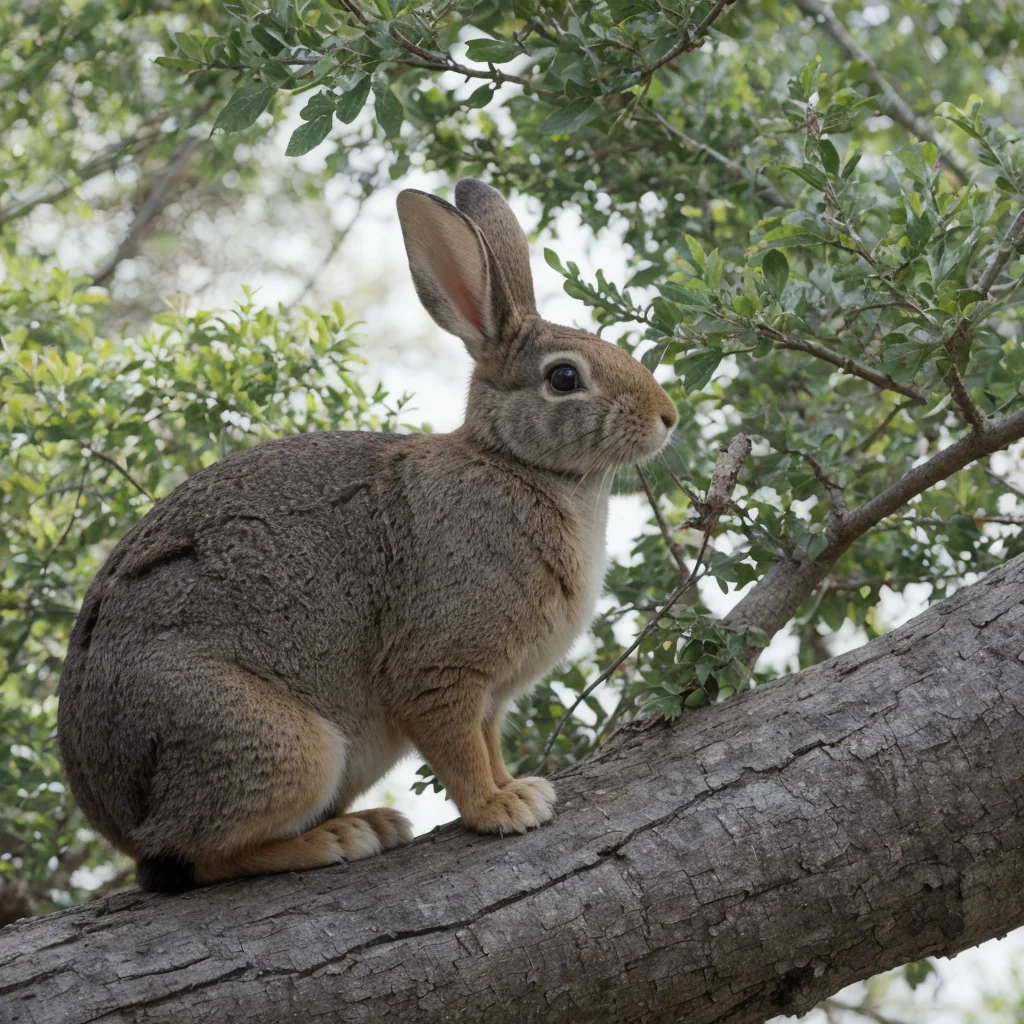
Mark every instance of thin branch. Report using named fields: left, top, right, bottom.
left=822, top=999, right=908, bottom=1024
left=289, top=196, right=367, bottom=307
left=796, top=450, right=849, bottom=528
left=687, top=433, right=752, bottom=531
left=633, top=0, right=737, bottom=82
left=637, top=466, right=689, bottom=577
left=647, top=111, right=788, bottom=207
left=724, top=407, right=1024, bottom=646
left=388, top=28, right=555, bottom=94
left=942, top=205, right=1024, bottom=428
left=985, top=465, right=1024, bottom=504
left=846, top=400, right=913, bottom=456
left=759, top=326, right=928, bottom=403
left=0, top=127, right=167, bottom=228
left=946, top=362, right=987, bottom=431
left=91, top=136, right=203, bottom=286
left=975, top=206, right=1024, bottom=296
left=337, top=0, right=372, bottom=26
left=536, top=530, right=713, bottom=775
left=792, top=0, right=969, bottom=183
left=838, top=409, right=1024, bottom=545
left=83, top=447, right=153, bottom=501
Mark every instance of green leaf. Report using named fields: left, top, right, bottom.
left=841, top=151, right=862, bottom=178
left=213, top=82, right=275, bottom=133
left=544, top=248, right=564, bottom=272
left=540, top=99, right=601, bottom=135
left=374, top=84, right=404, bottom=137
left=154, top=56, right=199, bottom=71
left=174, top=31, right=206, bottom=62
left=285, top=115, right=333, bottom=157
left=608, top=0, right=655, bottom=21
left=679, top=349, right=722, bottom=392
left=684, top=234, right=706, bottom=271
left=464, top=84, right=494, bottom=109
left=660, top=281, right=708, bottom=308
left=763, top=249, right=789, bottom=297
left=336, top=75, right=372, bottom=123
left=903, top=961, right=936, bottom=991
left=818, top=139, right=840, bottom=176
left=780, top=163, right=829, bottom=192
left=465, top=38, right=521, bottom=64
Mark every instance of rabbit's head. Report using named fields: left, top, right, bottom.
left=398, top=179, right=678, bottom=476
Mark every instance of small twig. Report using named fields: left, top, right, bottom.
left=83, top=447, right=153, bottom=501
left=648, top=111, right=787, bottom=207
left=846, top=400, right=912, bottom=456
left=976, top=206, right=1024, bottom=296
left=636, top=466, right=690, bottom=578
left=984, top=465, right=1024, bottom=503
left=337, top=0, right=372, bottom=26
left=760, top=326, right=928, bottom=403
left=290, top=197, right=367, bottom=307
left=536, top=531, right=714, bottom=775
left=92, top=136, right=202, bottom=286
left=633, top=0, right=737, bottom=82
left=792, top=0, right=969, bottom=183
left=946, top=362, right=988, bottom=431
left=822, top=999, right=908, bottom=1024
left=942, top=205, right=1024, bottom=428
left=687, top=433, right=752, bottom=531
left=798, top=450, right=849, bottom=527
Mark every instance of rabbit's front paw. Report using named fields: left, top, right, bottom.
left=464, top=777, right=557, bottom=835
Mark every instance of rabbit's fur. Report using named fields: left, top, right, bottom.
left=57, top=179, right=678, bottom=891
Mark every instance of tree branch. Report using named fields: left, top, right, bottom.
left=4, top=554, right=1024, bottom=1023
left=725, top=407, right=1024, bottom=643
left=759, top=326, right=928, bottom=403
left=91, top=137, right=203, bottom=286
left=636, top=465, right=690, bottom=578
left=633, top=0, right=737, bottom=82
left=647, top=111, right=788, bottom=207
left=792, top=0, right=970, bottom=183
left=0, top=128, right=168, bottom=228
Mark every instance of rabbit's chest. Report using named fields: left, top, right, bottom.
left=490, top=484, right=609, bottom=707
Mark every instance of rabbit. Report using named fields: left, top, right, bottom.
left=57, top=178, right=679, bottom=892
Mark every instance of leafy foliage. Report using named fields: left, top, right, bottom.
left=1, top=262, right=405, bottom=908
left=2, top=12, right=1024, bottom=996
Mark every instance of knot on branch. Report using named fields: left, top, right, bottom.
left=687, top=433, right=752, bottom=532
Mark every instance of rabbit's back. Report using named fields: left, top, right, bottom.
left=62, top=431, right=411, bottom=714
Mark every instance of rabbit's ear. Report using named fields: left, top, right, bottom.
left=398, top=189, right=504, bottom=359
left=455, top=178, right=537, bottom=319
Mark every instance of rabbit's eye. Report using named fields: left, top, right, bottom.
left=547, top=364, right=581, bottom=393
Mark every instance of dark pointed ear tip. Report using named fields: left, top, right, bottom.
left=454, top=177, right=504, bottom=207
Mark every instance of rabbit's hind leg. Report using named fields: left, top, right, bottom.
left=132, top=661, right=355, bottom=890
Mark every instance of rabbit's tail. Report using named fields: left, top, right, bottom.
left=136, top=854, right=195, bottom=893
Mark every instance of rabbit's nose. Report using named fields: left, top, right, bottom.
left=661, top=407, right=678, bottom=430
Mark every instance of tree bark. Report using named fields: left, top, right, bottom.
left=2, top=556, right=1024, bottom=1024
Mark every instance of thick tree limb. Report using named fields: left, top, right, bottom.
left=725, top=408, right=1024, bottom=643
left=3, top=555, right=1024, bottom=1023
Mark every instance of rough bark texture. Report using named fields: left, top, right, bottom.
left=3, top=556, right=1024, bottom=1024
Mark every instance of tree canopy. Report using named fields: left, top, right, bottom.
left=2, top=1, right=1023, bottom=1018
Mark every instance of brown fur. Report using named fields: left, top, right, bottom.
left=57, top=178, right=678, bottom=890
